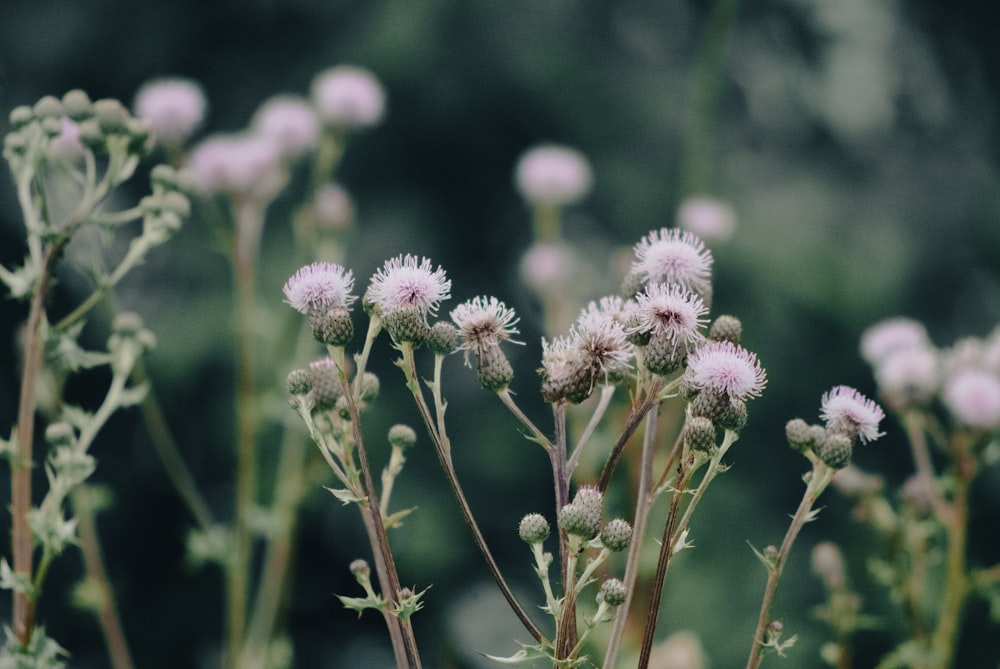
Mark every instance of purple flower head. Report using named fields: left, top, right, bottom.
left=629, top=282, right=708, bottom=349
left=860, top=317, right=930, bottom=366
left=684, top=340, right=766, bottom=400
left=631, top=228, right=713, bottom=295
left=283, top=262, right=356, bottom=315
left=252, top=95, right=320, bottom=160
left=821, top=386, right=885, bottom=444
left=367, top=254, right=451, bottom=320
left=450, top=296, right=521, bottom=361
left=942, top=369, right=1000, bottom=430
left=133, top=77, right=207, bottom=146
left=311, top=65, right=386, bottom=129
left=571, top=308, right=632, bottom=376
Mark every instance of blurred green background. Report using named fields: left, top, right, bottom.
left=2, top=0, right=999, bottom=667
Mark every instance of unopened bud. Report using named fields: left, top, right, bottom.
left=388, top=424, right=417, bottom=450
left=683, top=416, right=716, bottom=452
left=518, top=513, right=551, bottom=544
left=600, top=518, right=633, bottom=552
left=709, top=315, right=742, bottom=345
left=598, top=578, right=627, bottom=607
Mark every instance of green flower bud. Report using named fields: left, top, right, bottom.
left=518, top=513, right=551, bottom=544
left=427, top=321, right=459, bottom=355
left=644, top=332, right=684, bottom=376
left=816, top=432, right=853, bottom=469
left=600, top=518, right=633, bottom=552
left=62, top=90, right=93, bottom=121
left=33, top=95, right=64, bottom=120
left=621, top=270, right=645, bottom=300
left=349, top=558, right=371, bottom=581
left=358, top=372, right=380, bottom=402
left=476, top=344, right=514, bottom=392
left=93, top=98, right=129, bottom=135
left=309, top=308, right=354, bottom=347
left=709, top=314, right=742, bottom=345
left=286, top=369, right=312, bottom=396
left=112, top=311, right=145, bottom=336
left=598, top=578, right=627, bottom=607
left=785, top=418, right=820, bottom=452
left=559, top=486, right=602, bottom=540
left=718, top=397, right=748, bottom=432
left=77, top=119, right=104, bottom=151
left=9, top=106, right=35, bottom=129
left=388, top=424, right=417, bottom=450
left=689, top=388, right=729, bottom=422
left=160, top=190, right=191, bottom=218
left=683, top=416, right=716, bottom=452
left=382, top=306, right=430, bottom=346
left=308, top=360, right=342, bottom=412
left=45, top=422, right=76, bottom=447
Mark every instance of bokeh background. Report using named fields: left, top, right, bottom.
left=1, top=0, right=999, bottom=667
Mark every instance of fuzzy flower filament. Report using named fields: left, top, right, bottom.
left=820, top=385, right=885, bottom=444
left=367, top=254, right=451, bottom=344
left=684, top=340, right=766, bottom=401
left=450, top=296, right=521, bottom=390
left=631, top=228, right=713, bottom=298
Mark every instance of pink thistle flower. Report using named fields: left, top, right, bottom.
left=450, top=296, right=521, bottom=360
left=283, top=262, right=356, bottom=315
left=942, top=368, right=1000, bottom=430
left=186, top=133, right=286, bottom=200
left=367, top=254, right=451, bottom=319
left=133, top=77, right=207, bottom=146
left=860, top=317, right=930, bottom=366
left=675, top=196, right=737, bottom=244
left=631, top=228, right=713, bottom=295
left=311, top=65, right=386, bottom=129
left=571, top=308, right=632, bottom=376
left=629, top=283, right=708, bottom=349
left=515, top=145, right=593, bottom=207
left=821, top=386, right=885, bottom=444
left=874, top=346, right=939, bottom=411
left=252, top=95, right=320, bottom=159
left=684, top=340, right=767, bottom=400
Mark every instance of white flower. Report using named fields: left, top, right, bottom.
left=684, top=340, right=766, bottom=400
left=252, top=95, right=320, bottom=159
left=450, top=296, right=521, bottom=360
left=571, top=308, right=632, bottom=376
left=514, top=145, right=593, bottom=206
left=675, top=196, right=737, bottom=244
left=311, top=65, right=386, bottom=129
left=629, top=282, right=708, bottom=348
left=133, top=77, right=207, bottom=146
left=631, top=228, right=713, bottom=296
left=942, top=368, right=1000, bottom=430
left=283, top=262, right=355, bottom=315
left=821, top=386, right=885, bottom=444
left=367, top=254, right=451, bottom=319
left=860, top=317, right=930, bottom=366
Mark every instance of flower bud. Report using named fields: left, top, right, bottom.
left=709, top=315, right=742, bottom=345
left=349, top=558, right=371, bottom=581
left=93, top=98, right=129, bottom=135
left=476, top=344, right=514, bottom=391
left=387, top=424, right=417, bottom=450
left=33, top=95, right=64, bottom=121
left=689, top=388, right=729, bottom=422
left=683, top=416, right=716, bottom=452
left=518, top=513, right=551, bottom=544
left=45, top=422, right=76, bottom=447
left=9, top=106, right=34, bottom=129
left=600, top=518, right=633, bottom=552
left=717, top=397, right=748, bottom=432
left=357, top=372, right=380, bottom=402
left=286, top=369, right=312, bottom=396
left=621, top=270, right=646, bottom=301
left=597, top=578, right=627, bottom=607
left=309, top=308, right=354, bottom=347
left=62, top=90, right=93, bottom=121
left=382, top=306, right=430, bottom=346
left=643, top=332, right=684, bottom=376
left=427, top=321, right=459, bottom=356
left=308, top=359, right=342, bottom=412
left=816, top=432, right=853, bottom=469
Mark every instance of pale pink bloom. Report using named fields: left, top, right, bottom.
left=450, top=296, right=521, bottom=359
left=570, top=308, right=632, bottom=375
left=675, top=196, right=737, bottom=244
left=252, top=95, right=320, bottom=159
left=514, top=145, right=593, bottom=206
left=942, top=336, right=990, bottom=377
left=311, top=65, right=385, bottom=129
left=283, top=262, right=355, bottom=315
left=519, top=242, right=576, bottom=293
left=133, top=77, right=207, bottom=146
left=579, top=296, right=631, bottom=329
left=942, top=368, right=1000, bottom=430
left=874, top=346, right=939, bottom=410
left=312, top=183, right=353, bottom=229
left=684, top=340, right=766, bottom=400
left=48, top=118, right=84, bottom=161
left=821, top=386, right=885, bottom=444
left=367, top=254, right=451, bottom=319
left=629, top=282, right=708, bottom=348
left=860, top=317, right=930, bottom=366
left=186, top=133, right=286, bottom=199
left=631, top=228, right=713, bottom=296
left=540, top=335, right=581, bottom=382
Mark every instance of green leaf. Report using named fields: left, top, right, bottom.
left=115, top=383, right=149, bottom=408
left=383, top=506, right=416, bottom=529
left=0, top=260, right=39, bottom=300
left=0, top=559, right=35, bottom=596
left=482, top=643, right=561, bottom=666
left=325, top=486, right=364, bottom=506
left=337, top=593, right=385, bottom=617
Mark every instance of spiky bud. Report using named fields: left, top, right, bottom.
left=518, top=513, right=551, bottom=544
left=816, top=432, right=853, bottom=469
left=309, top=308, right=354, bottom=347
left=382, top=306, right=430, bottom=346
left=785, top=419, right=825, bottom=453
left=683, top=416, right=716, bottom=452
left=388, top=424, right=417, bottom=450
left=718, top=397, right=748, bottom=432
left=427, top=321, right=459, bottom=355
left=709, top=315, right=742, bottom=345
left=600, top=518, right=633, bottom=552
left=689, top=388, right=729, bottom=422
left=308, top=360, right=342, bottom=412
left=643, top=332, right=684, bottom=376
left=558, top=486, right=603, bottom=540
left=621, top=270, right=645, bottom=300
left=476, top=344, right=514, bottom=392
left=598, top=578, right=627, bottom=607
left=286, top=368, right=312, bottom=396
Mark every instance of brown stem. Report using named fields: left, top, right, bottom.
left=551, top=402, right=578, bottom=660
left=12, top=243, right=63, bottom=645
left=598, top=378, right=663, bottom=493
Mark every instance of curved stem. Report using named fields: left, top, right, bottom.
left=597, top=377, right=663, bottom=493
left=566, top=385, right=615, bottom=476
left=496, top=389, right=553, bottom=451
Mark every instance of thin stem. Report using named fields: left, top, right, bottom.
left=11, top=242, right=63, bottom=644
left=745, top=459, right=835, bottom=669
left=72, top=487, right=136, bottom=669
left=551, top=402, right=579, bottom=660
left=901, top=411, right=950, bottom=521
left=496, top=389, right=553, bottom=451
left=401, top=346, right=545, bottom=644
left=566, top=385, right=616, bottom=476
left=597, top=377, right=664, bottom=493
left=602, top=403, right=660, bottom=669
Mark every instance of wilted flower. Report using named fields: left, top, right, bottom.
left=311, top=65, right=386, bottom=129
left=133, top=77, right=207, bottom=146
left=820, top=386, right=885, bottom=444
left=514, top=144, right=593, bottom=207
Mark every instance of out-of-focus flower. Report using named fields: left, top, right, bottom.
left=942, top=368, right=1000, bottom=430
left=514, top=145, right=593, bottom=207
left=860, top=317, right=930, bottom=366
left=675, top=195, right=737, bottom=244
left=252, top=95, right=320, bottom=159
left=186, top=133, right=286, bottom=200
left=312, top=183, right=353, bottom=229
left=874, top=346, right=939, bottom=411
left=311, top=65, right=386, bottom=129
left=519, top=242, right=577, bottom=294
left=133, top=77, right=207, bottom=146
